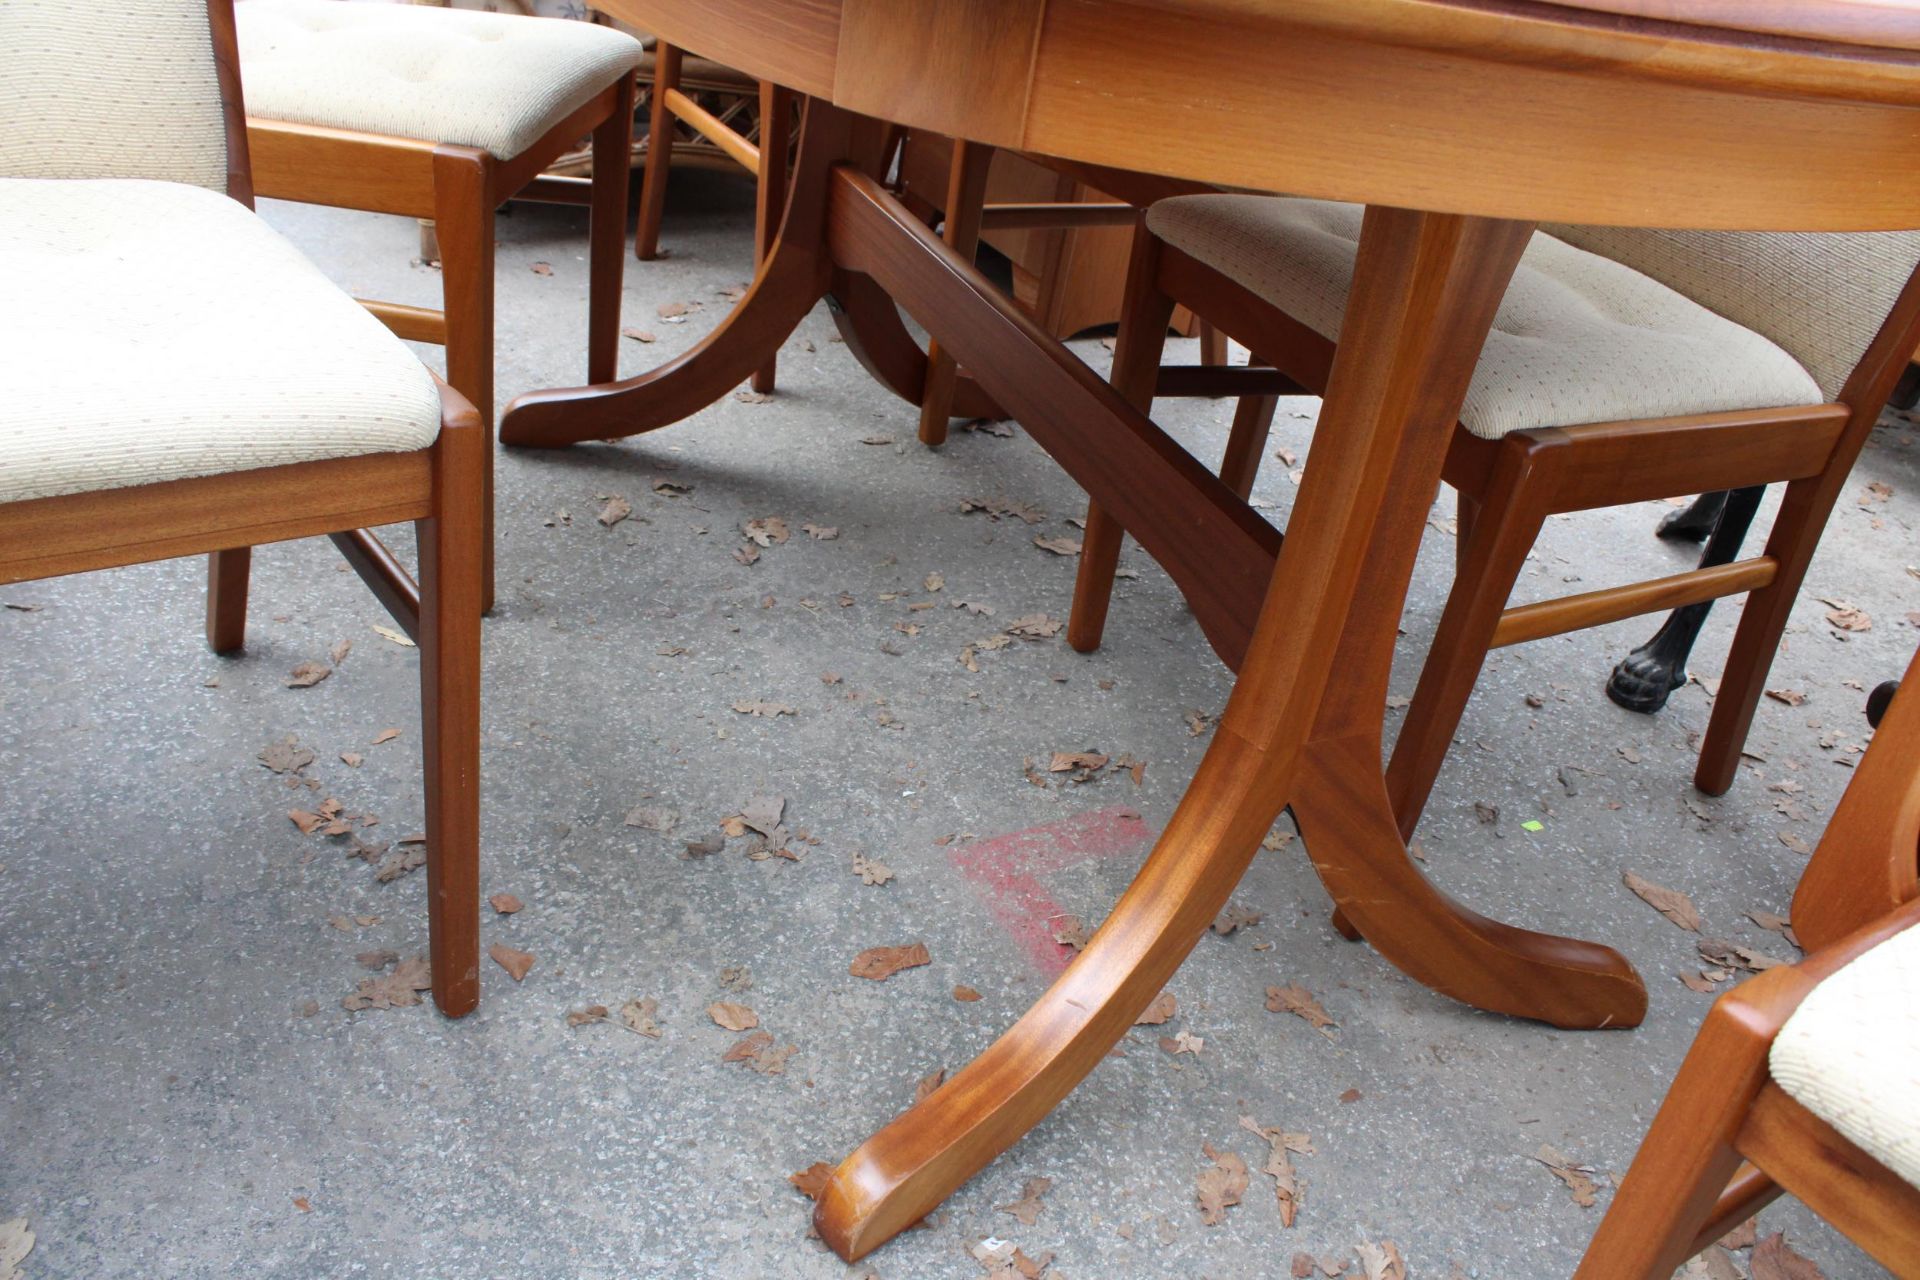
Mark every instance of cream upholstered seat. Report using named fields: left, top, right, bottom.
left=0, top=177, right=441, bottom=505
left=1145, top=195, right=1825, bottom=440
left=1770, top=923, right=1920, bottom=1189
left=235, top=0, right=643, bottom=160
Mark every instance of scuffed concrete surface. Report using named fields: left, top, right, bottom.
left=3, top=172, right=1915, bottom=1278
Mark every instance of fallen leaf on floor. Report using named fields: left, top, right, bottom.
left=1267, top=984, right=1338, bottom=1039
left=1213, top=903, right=1263, bottom=936
left=259, top=736, right=315, bottom=774
left=954, top=985, right=982, bottom=1002
left=1241, top=1115, right=1312, bottom=1227
left=566, top=1004, right=609, bottom=1028
left=1532, top=1144, right=1599, bottom=1207
left=1678, top=970, right=1721, bottom=993
left=624, top=805, right=678, bottom=833
left=597, top=496, right=632, bottom=527
left=1, top=1216, right=34, bottom=1280
left=1033, top=535, right=1082, bottom=557
left=1051, top=916, right=1092, bottom=951
left=341, top=953, right=431, bottom=1010
left=1766, top=688, right=1808, bottom=706
left=914, top=1067, right=946, bottom=1103
left=372, top=727, right=402, bottom=744
left=657, top=300, right=690, bottom=319
left=372, top=624, right=415, bottom=648
left=742, top=516, right=790, bottom=547
left=1778, top=830, right=1814, bottom=855
left=851, top=851, right=894, bottom=886
left=1622, top=871, right=1703, bottom=931
left=1746, top=911, right=1800, bottom=948
left=621, top=327, right=656, bottom=343
left=722, top=1029, right=798, bottom=1074
left=850, top=942, right=931, bottom=980
left=530, top=261, right=552, bottom=276
left=922, top=571, right=945, bottom=592
left=1185, top=709, right=1214, bottom=737
left=620, top=996, right=663, bottom=1038
left=1819, top=598, right=1872, bottom=632
left=1679, top=1246, right=1747, bottom=1280
left=1135, top=991, right=1177, bottom=1025
left=789, top=1162, right=834, bottom=1200
left=802, top=522, right=839, bottom=540
left=1356, top=1240, right=1407, bottom=1280
left=1698, top=938, right=1787, bottom=971
left=354, top=949, right=399, bottom=971
left=1196, top=1144, right=1250, bottom=1225
left=1112, top=753, right=1147, bottom=786
left=1751, top=1232, right=1825, bottom=1280
left=652, top=479, right=692, bottom=498
left=1160, top=1029, right=1204, bottom=1055
left=339, top=751, right=363, bottom=768
left=733, top=544, right=760, bottom=566
left=1718, top=1218, right=1757, bottom=1250
left=734, top=389, right=773, bottom=404
left=719, top=965, right=752, bottom=992
left=683, top=832, right=726, bottom=858
left=707, top=1001, right=758, bottom=1031
left=289, top=808, right=325, bottom=835
left=959, top=497, right=1046, bottom=524
left=489, top=944, right=534, bottom=982
left=286, top=661, right=331, bottom=688
left=329, top=638, right=353, bottom=666
left=1005, top=614, right=1064, bottom=641
left=998, top=1176, right=1052, bottom=1226
left=1262, top=827, right=1296, bottom=851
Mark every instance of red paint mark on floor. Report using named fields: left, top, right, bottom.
left=949, top=804, right=1154, bottom=975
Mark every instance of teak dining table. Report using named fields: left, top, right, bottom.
left=499, top=0, right=1920, bottom=1261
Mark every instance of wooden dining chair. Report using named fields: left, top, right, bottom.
left=2, top=0, right=485, bottom=1016
left=1069, top=198, right=1920, bottom=835
left=232, top=0, right=644, bottom=611
left=1574, top=646, right=1920, bottom=1277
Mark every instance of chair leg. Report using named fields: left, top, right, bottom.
left=751, top=81, right=793, bottom=394
left=1218, top=385, right=1278, bottom=500
left=1384, top=451, right=1550, bottom=839
left=1606, top=484, right=1764, bottom=715
left=634, top=42, right=681, bottom=262
left=917, top=137, right=994, bottom=447
left=433, top=145, right=496, bottom=615
left=416, top=399, right=486, bottom=1019
left=1695, top=475, right=1835, bottom=795
left=1197, top=318, right=1228, bottom=368
left=586, top=74, right=635, bottom=387
left=1454, top=489, right=1481, bottom=579
left=1656, top=488, right=1730, bottom=544
left=204, top=547, right=250, bottom=654
left=1068, top=224, right=1175, bottom=654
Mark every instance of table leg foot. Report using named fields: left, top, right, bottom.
left=815, top=729, right=1285, bottom=1261
left=1298, top=734, right=1647, bottom=1029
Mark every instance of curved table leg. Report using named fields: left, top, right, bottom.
left=816, top=203, right=1645, bottom=1261
left=497, top=103, right=857, bottom=449
left=827, top=271, right=1006, bottom=422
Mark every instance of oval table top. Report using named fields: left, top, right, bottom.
left=602, top=0, right=1920, bottom=230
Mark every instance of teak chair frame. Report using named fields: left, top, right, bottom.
left=1576, top=646, right=1920, bottom=1277
left=1071, top=220, right=1920, bottom=843
left=241, top=57, right=637, bottom=613
left=2, top=0, right=485, bottom=1018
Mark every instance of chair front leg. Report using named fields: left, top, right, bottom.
left=415, top=396, right=487, bottom=1018
left=432, top=145, right=496, bottom=614
left=1068, top=222, right=1174, bottom=653
left=204, top=546, right=251, bottom=653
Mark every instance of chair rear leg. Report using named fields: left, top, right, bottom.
left=433, top=146, right=496, bottom=615
left=751, top=81, right=793, bottom=394
left=586, top=74, right=635, bottom=386
left=1068, top=224, right=1174, bottom=653
left=205, top=547, right=250, bottom=654
left=634, top=42, right=680, bottom=262
left=1607, top=484, right=1763, bottom=714
left=415, top=405, right=486, bottom=1018
left=1218, top=388, right=1278, bottom=499
left=1384, top=455, right=1549, bottom=840
left=917, top=138, right=994, bottom=448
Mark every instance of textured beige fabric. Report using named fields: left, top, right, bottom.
left=1544, top=225, right=1920, bottom=402
left=1147, top=195, right=1823, bottom=440
left=0, top=0, right=228, bottom=190
left=0, top=178, right=441, bottom=505
left=236, top=0, right=642, bottom=160
left=1771, top=924, right=1920, bottom=1189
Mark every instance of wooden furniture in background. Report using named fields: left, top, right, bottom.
left=233, top=0, right=643, bottom=612
left=1576, top=647, right=1920, bottom=1276
left=1, top=0, right=485, bottom=1017
left=1069, top=199, right=1920, bottom=856
left=496, top=0, right=1920, bottom=1260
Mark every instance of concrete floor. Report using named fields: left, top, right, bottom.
left=3, top=172, right=1916, bottom=1279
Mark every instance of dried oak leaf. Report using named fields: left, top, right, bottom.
left=488, top=893, right=524, bottom=916
left=621, top=327, right=656, bottom=344
left=1195, top=1143, right=1249, bottom=1225
left=1240, top=1114, right=1312, bottom=1228
left=1048, top=750, right=1110, bottom=773
left=285, top=661, right=331, bottom=689
left=342, top=953, right=431, bottom=1011
left=1532, top=1144, right=1599, bottom=1207
left=850, top=942, right=931, bottom=981
left=851, top=851, right=894, bottom=886
left=371, top=727, right=402, bottom=745
left=259, top=736, right=315, bottom=774
left=624, top=805, right=678, bottom=833
left=802, top=522, right=839, bottom=540
left=597, top=496, right=632, bottom=527
left=707, top=1001, right=759, bottom=1031
left=566, top=1004, right=609, bottom=1028
left=620, top=996, right=663, bottom=1038
left=953, top=985, right=983, bottom=1002
left=1766, top=688, right=1808, bottom=706
left=731, top=699, right=796, bottom=718
left=997, top=1176, right=1052, bottom=1226
left=742, top=516, right=790, bottom=547
left=1750, top=1232, right=1825, bottom=1280
left=1212, top=903, right=1264, bottom=936
left=789, top=1162, right=834, bottom=1201
left=1356, top=1240, right=1407, bottom=1280
left=1267, top=984, right=1338, bottom=1039
left=721, top=1029, right=797, bottom=1074
left=1680, top=1247, right=1747, bottom=1280
left=489, top=944, right=534, bottom=982
left=1135, top=990, right=1177, bottom=1026
left=1052, top=915, right=1092, bottom=951
left=1161, top=1029, right=1204, bottom=1055
left=1033, top=535, right=1082, bottom=557
left=1, top=1216, right=35, bottom=1280
left=1623, top=871, right=1703, bottom=932
left=914, top=1067, right=946, bottom=1103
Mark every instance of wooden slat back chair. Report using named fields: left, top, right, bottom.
left=1069, top=198, right=1920, bottom=840
left=0, top=0, right=485, bottom=1016
left=1575, top=645, right=1920, bottom=1277
left=231, top=0, right=644, bottom=613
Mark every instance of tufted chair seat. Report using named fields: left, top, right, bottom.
left=0, top=177, right=441, bottom=505
left=235, top=0, right=642, bottom=161
left=1145, top=194, right=1825, bottom=439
